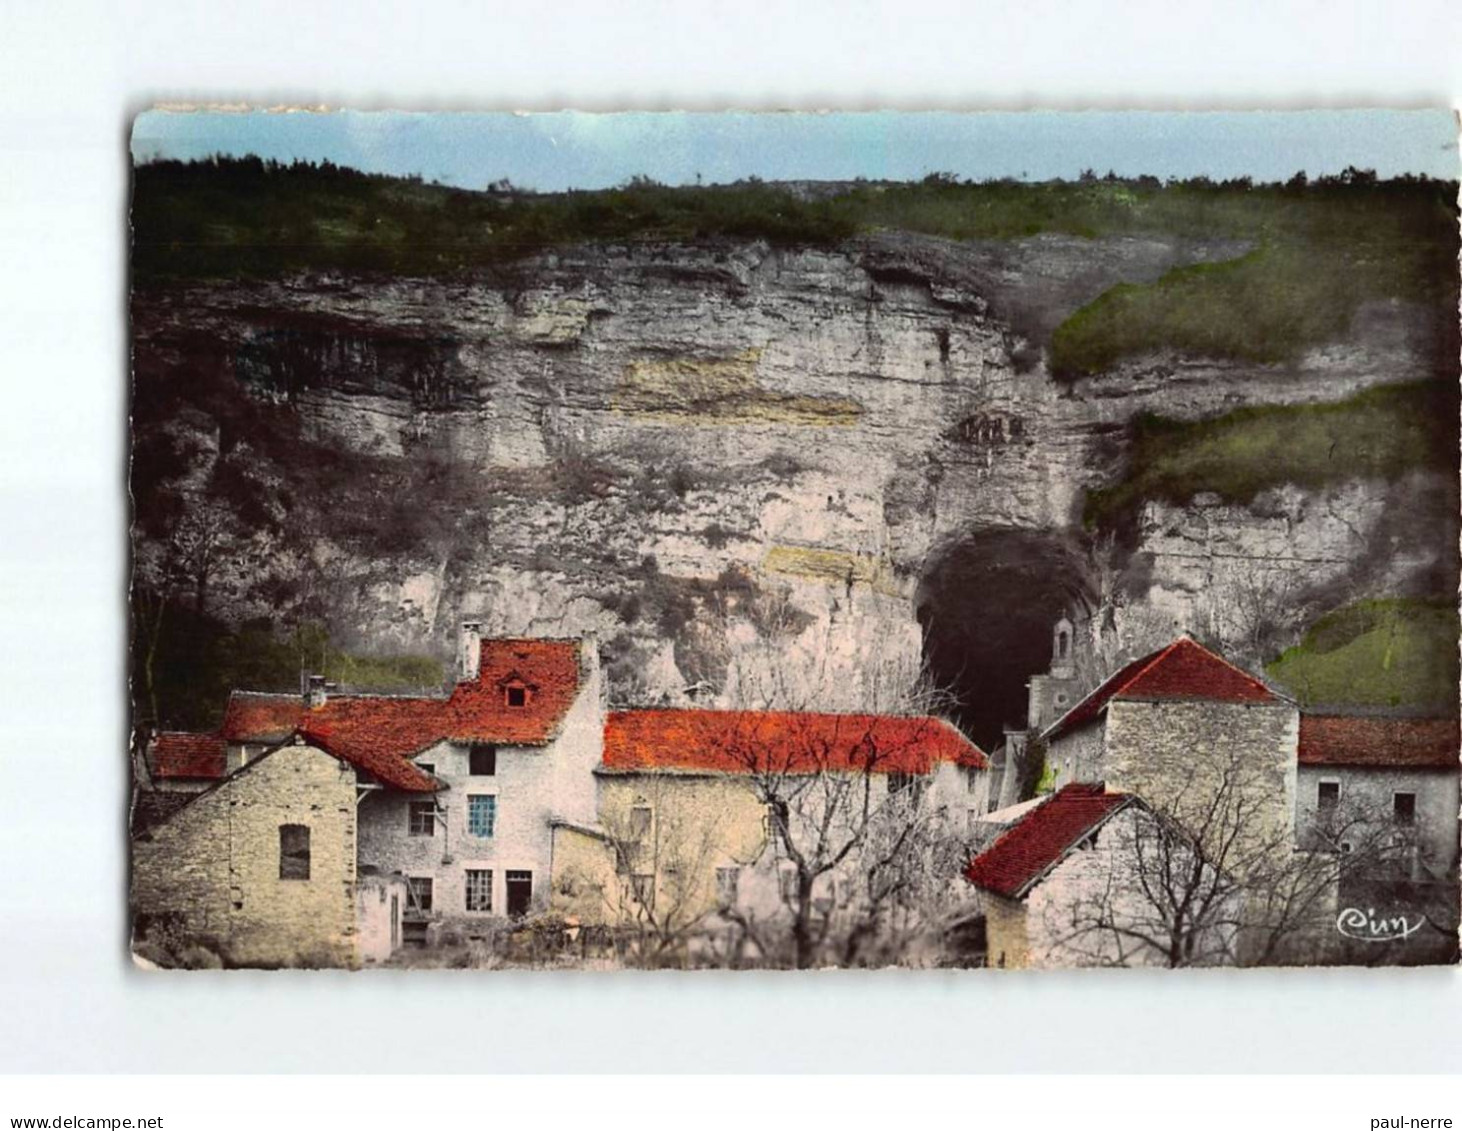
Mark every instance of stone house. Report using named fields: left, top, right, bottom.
left=1038, top=634, right=1298, bottom=856
left=551, top=707, right=987, bottom=963
left=132, top=624, right=603, bottom=965
left=217, top=628, right=603, bottom=942
left=1295, top=713, right=1460, bottom=881
left=132, top=739, right=376, bottom=968
left=965, top=782, right=1239, bottom=969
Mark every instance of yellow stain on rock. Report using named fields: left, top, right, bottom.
left=613, top=348, right=863, bottom=426
left=762, top=546, right=906, bottom=597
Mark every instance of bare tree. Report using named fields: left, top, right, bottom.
left=696, top=606, right=971, bottom=968
left=1041, top=753, right=1393, bottom=968
left=593, top=773, right=727, bottom=967
left=1216, top=559, right=1308, bottom=673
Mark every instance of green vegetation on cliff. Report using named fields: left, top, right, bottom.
left=133, top=159, right=1457, bottom=285
left=1051, top=244, right=1348, bottom=376
left=1083, top=382, right=1457, bottom=531
left=1266, top=598, right=1459, bottom=709
left=133, top=611, right=444, bottom=732
left=1048, top=218, right=1454, bottom=379
left=131, top=159, right=858, bottom=280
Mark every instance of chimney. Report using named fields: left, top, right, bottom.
left=460, top=620, right=483, bottom=682
left=307, top=674, right=327, bottom=709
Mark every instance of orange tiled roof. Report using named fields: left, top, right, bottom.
left=220, top=692, right=306, bottom=742
left=444, top=639, right=584, bottom=745
left=224, top=639, right=585, bottom=793
left=1298, top=714, right=1459, bottom=770
left=149, top=731, right=227, bottom=780
left=965, top=783, right=1132, bottom=899
left=602, top=709, right=987, bottom=775
left=297, top=696, right=448, bottom=792
left=1042, top=636, right=1278, bottom=742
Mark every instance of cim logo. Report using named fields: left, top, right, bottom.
left=1336, top=906, right=1425, bottom=943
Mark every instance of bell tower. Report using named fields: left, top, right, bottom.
left=1050, top=614, right=1075, bottom=680
left=1025, top=612, right=1082, bottom=733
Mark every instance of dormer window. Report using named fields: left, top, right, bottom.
left=499, top=674, right=533, bottom=708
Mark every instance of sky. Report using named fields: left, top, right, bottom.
left=131, top=109, right=1460, bottom=191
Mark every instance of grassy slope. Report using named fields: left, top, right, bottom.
left=1083, top=382, right=1457, bottom=530
left=1267, top=599, right=1459, bottom=709
left=1048, top=183, right=1457, bottom=378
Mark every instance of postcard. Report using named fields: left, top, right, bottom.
left=127, top=109, right=1460, bottom=969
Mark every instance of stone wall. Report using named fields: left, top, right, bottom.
left=554, top=760, right=982, bottom=965
left=1028, top=671, right=1084, bottom=733
left=1102, top=699, right=1298, bottom=858
left=1044, top=724, right=1105, bottom=791
left=555, top=772, right=770, bottom=929
left=983, top=893, right=1030, bottom=969
left=1024, top=806, right=1240, bottom=968
left=1296, top=764, right=1460, bottom=879
left=131, top=742, right=359, bottom=968
left=356, top=872, right=408, bottom=964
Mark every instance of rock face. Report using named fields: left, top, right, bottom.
left=130, top=230, right=1454, bottom=742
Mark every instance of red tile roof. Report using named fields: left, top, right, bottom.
left=602, top=709, right=987, bottom=775
left=220, top=692, right=305, bottom=742
left=1042, top=636, right=1279, bottom=742
left=148, top=731, right=227, bottom=780
left=217, top=639, right=585, bottom=793
left=965, top=783, right=1132, bottom=899
left=1298, top=714, right=1460, bottom=770
left=297, top=697, right=448, bottom=792
left=445, top=639, right=584, bottom=746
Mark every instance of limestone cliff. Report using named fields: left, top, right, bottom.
left=130, top=229, right=1457, bottom=745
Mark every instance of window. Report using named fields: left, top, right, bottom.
left=468, top=794, right=497, bottom=838
left=505, top=870, right=533, bottom=916
left=887, top=772, right=914, bottom=795
left=408, top=800, right=436, bottom=836
left=278, top=824, right=310, bottom=880
left=779, top=867, right=798, bottom=903
left=715, top=866, right=740, bottom=907
left=505, top=684, right=527, bottom=708
left=469, top=744, right=497, bottom=776
left=406, top=876, right=433, bottom=914
left=1317, top=781, right=1340, bottom=816
left=417, top=763, right=435, bottom=777
left=1393, top=792, right=1417, bottom=826
left=629, top=805, right=652, bottom=840
left=465, top=869, right=493, bottom=912
left=1058, top=631, right=1069, bottom=660
left=631, top=874, right=655, bottom=908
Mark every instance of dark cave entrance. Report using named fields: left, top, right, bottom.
left=916, top=529, right=1095, bottom=752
